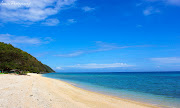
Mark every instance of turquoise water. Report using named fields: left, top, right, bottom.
left=43, top=72, right=180, bottom=108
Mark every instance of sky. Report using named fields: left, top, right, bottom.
left=0, top=0, right=180, bottom=72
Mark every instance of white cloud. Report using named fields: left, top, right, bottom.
left=151, top=57, right=180, bottom=63
left=55, top=67, right=64, bottom=70
left=0, top=34, right=53, bottom=45
left=13, top=36, right=41, bottom=44
left=0, top=0, right=76, bottom=22
left=57, top=63, right=133, bottom=69
left=42, top=18, right=60, bottom=26
left=82, top=6, right=95, bottom=12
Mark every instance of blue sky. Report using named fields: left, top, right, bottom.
left=0, top=0, right=180, bottom=72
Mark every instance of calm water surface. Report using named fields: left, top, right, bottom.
left=43, top=72, right=180, bottom=108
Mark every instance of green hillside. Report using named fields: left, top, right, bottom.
left=0, top=42, right=55, bottom=73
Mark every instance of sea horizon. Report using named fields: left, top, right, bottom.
left=54, top=71, right=180, bottom=73
left=43, top=72, right=180, bottom=108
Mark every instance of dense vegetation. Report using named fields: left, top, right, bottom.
left=0, top=42, right=55, bottom=73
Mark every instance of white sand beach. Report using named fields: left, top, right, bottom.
left=0, top=73, right=159, bottom=108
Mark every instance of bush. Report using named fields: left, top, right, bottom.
left=19, top=71, right=29, bottom=75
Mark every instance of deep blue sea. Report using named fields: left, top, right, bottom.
left=43, top=72, right=180, bottom=108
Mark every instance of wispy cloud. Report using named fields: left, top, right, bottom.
left=55, top=41, right=150, bottom=57
left=151, top=57, right=180, bottom=63
left=139, top=0, right=180, bottom=16
left=146, top=0, right=180, bottom=6
left=0, top=34, right=53, bottom=45
left=42, top=18, right=60, bottom=26
left=43, top=37, right=54, bottom=44
left=0, top=0, right=76, bottom=23
left=136, top=24, right=143, bottom=28
left=92, top=41, right=138, bottom=52
left=55, top=51, right=84, bottom=57
left=67, top=19, right=77, bottom=24
left=143, top=7, right=160, bottom=16
left=82, top=6, right=95, bottom=12
left=166, top=0, right=180, bottom=6
left=56, top=63, right=133, bottom=70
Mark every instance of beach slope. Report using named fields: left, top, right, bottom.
left=0, top=74, right=158, bottom=108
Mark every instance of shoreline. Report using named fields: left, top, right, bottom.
left=0, top=73, right=160, bottom=108
left=41, top=75, right=166, bottom=108
left=63, top=80, right=173, bottom=108
left=42, top=77, right=160, bottom=108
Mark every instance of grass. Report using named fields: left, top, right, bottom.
left=0, top=73, right=4, bottom=74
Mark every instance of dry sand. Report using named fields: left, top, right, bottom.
left=0, top=73, right=159, bottom=108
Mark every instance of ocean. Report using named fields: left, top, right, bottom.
left=43, top=72, right=180, bottom=108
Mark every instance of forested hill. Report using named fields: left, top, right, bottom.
left=0, top=42, right=55, bottom=73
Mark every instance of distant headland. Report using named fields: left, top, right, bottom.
left=0, top=42, right=55, bottom=74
